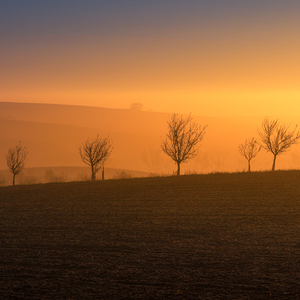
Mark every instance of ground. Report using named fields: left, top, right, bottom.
left=0, top=171, right=300, bottom=299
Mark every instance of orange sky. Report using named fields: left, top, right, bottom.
left=1, top=1, right=300, bottom=116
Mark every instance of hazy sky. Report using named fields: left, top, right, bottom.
left=1, top=1, right=300, bottom=116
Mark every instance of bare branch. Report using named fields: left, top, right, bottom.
left=5, top=143, right=29, bottom=185
left=78, top=135, right=113, bottom=180
left=239, top=138, right=261, bottom=172
left=258, top=117, right=300, bottom=170
left=161, top=113, right=207, bottom=175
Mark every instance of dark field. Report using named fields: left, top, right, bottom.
left=1, top=171, right=300, bottom=299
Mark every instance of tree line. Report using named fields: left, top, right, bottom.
left=4, top=114, right=300, bottom=185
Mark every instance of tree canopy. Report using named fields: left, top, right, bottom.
left=161, top=113, right=207, bottom=175
left=78, top=135, right=113, bottom=180
left=258, top=117, right=300, bottom=171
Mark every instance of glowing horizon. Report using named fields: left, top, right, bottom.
left=1, top=1, right=300, bottom=117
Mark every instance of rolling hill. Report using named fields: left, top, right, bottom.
left=1, top=102, right=300, bottom=175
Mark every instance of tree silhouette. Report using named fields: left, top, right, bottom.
left=78, top=135, right=113, bottom=180
left=161, top=113, right=207, bottom=175
left=5, top=143, right=29, bottom=185
left=258, top=117, right=300, bottom=171
left=239, top=138, right=261, bottom=172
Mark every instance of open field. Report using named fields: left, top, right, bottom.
left=1, top=171, right=300, bottom=299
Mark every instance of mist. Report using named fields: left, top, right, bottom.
left=1, top=102, right=300, bottom=182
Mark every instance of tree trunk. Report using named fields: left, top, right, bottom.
left=177, top=162, right=181, bottom=176
left=272, top=155, right=277, bottom=171
left=102, top=166, right=105, bottom=180
left=91, top=165, right=96, bottom=180
left=248, top=160, right=251, bottom=172
left=12, top=174, right=15, bottom=186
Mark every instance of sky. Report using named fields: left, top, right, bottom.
left=1, top=1, right=300, bottom=117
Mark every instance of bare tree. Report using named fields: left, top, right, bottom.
left=5, top=143, right=29, bottom=185
left=161, top=113, right=207, bottom=176
left=239, top=138, right=261, bottom=172
left=258, top=117, right=300, bottom=171
left=78, top=135, right=113, bottom=180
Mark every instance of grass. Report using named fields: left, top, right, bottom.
left=1, top=171, right=300, bottom=299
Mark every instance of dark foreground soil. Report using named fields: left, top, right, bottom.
left=1, top=171, right=300, bottom=299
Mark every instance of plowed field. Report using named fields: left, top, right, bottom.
left=1, top=171, right=300, bottom=299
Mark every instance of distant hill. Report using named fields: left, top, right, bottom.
left=0, top=102, right=170, bottom=172
left=1, top=102, right=300, bottom=173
